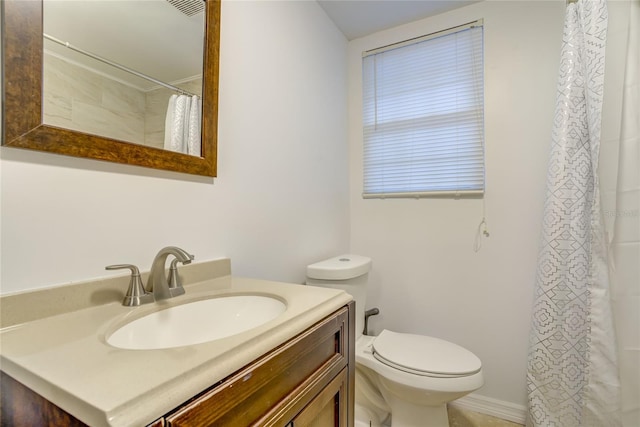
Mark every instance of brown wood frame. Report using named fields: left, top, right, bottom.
left=1, top=0, right=219, bottom=177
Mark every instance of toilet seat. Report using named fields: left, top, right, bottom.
left=372, top=330, right=481, bottom=378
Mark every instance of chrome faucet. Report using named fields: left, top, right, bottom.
left=146, top=246, right=194, bottom=301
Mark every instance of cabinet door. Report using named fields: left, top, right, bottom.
left=290, top=368, right=348, bottom=427
left=0, top=372, right=88, bottom=427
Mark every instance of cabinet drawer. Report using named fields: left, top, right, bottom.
left=166, top=307, right=349, bottom=426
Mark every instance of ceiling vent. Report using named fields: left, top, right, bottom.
left=166, top=0, right=205, bottom=17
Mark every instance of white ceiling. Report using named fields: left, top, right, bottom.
left=317, top=0, right=482, bottom=40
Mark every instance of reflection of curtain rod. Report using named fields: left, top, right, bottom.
left=43, top=33, right=197, bottom=97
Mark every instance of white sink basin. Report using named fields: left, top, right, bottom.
left=107, top=295, right=286, bottom=350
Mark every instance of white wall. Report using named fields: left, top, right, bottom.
left=347, top=0, right=553, bottom=409
left=0, top=0, right=349, bottom=294
left=348, top=0, right=631, bottom=411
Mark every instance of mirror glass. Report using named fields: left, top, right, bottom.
left=2, top=0, right=218, bottom=176
left=42, top=0, right=205, bottom=157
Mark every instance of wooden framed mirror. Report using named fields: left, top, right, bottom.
left=1, top=0, right=219, bottom=177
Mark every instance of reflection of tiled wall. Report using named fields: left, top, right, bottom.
left=144, top=79, right=203, bottom=150
left=43, top=53, right=146, bottom=145
left=43, top=52, right=203, bottom=151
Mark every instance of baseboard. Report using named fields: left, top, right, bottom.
left=449, top=393, right=527, bottom=425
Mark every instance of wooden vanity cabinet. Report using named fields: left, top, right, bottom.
left=0, top=302, right=354, bottom=427
left=0, top=373, right=87, bottom=427
left=159, top=303, right=355, bottom=427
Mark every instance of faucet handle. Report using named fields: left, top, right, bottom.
left=106, top=264, right=154, bottom=307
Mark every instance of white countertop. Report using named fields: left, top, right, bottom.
left=0, top=263, right=352, bottom=427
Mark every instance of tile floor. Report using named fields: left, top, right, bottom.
left=447, top=406, right=524, bottom=427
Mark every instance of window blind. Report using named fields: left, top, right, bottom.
left=362, top=21, right=485, bottom=198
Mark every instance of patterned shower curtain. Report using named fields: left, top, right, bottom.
left=526, top=0, right=621, bottom=426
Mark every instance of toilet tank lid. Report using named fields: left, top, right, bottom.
left=307, top=254, right=372, bottom=280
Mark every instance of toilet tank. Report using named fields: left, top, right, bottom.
left=306, top=254, right=372, bottom=338
left=306, top=254, right=372, bottom=282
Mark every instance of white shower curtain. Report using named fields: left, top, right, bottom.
left=164, top=94, right=202, bottom=156
left=609, top=1, right=639, bottom=425
left=526, top=0, right=621, bottom=425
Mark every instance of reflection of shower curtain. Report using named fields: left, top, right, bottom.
left=164, top=94, right=201, bottom=156
left=526, top=0, right=621, bottom=426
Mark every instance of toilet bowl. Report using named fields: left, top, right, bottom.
left=354, top=363, right=390, bottom=427
left=357, top=333, right=483, bottom=426
left=306, top=255, right=484, bottom=427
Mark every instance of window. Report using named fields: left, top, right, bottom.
left=362, top=21, right=485, bottom=198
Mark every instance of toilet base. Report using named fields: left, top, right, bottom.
left=354, top=403, right=384, bottom=427
left=386, top=395, right=449, bottom=427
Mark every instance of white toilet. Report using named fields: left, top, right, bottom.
left=306, top=255, right=484, bottom=427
